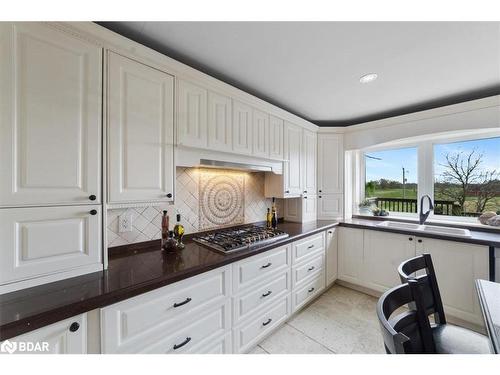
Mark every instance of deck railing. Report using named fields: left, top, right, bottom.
left=368, top=197, right=482, bottom=217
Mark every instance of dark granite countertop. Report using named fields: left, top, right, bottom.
left=0, top=220, right=338, bottom=341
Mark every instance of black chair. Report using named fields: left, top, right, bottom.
left=376, top=280, right=435, bottom=354
left=398, top=253, right=491, bottom=354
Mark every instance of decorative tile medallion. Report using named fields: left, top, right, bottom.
left=199, top=170, right=245, bottom=229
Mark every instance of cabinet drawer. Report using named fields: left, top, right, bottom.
left=233, top=296, right=290, bottom=353
left=0, top=205, right=102, bottom=285
left=101, top=267, right=230, bottom=353
left=141, top=303, right=230, bottom=354
left=292, top=273, right=325, bottom=313
left=292, top=233, right=324, bottom=264
left=233, top=270, right=290, bottom=325
left=292, top=252, right=324, bottom=288
left=188, top=332, right=232, bottom=354
left=232, top=245, right=291, bottom=292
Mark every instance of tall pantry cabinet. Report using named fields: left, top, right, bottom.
left=0, top=23, right=103, bottom=292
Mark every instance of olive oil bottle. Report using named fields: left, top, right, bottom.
left=266, top=208, right=272, bottom=228
left=173, top=214, right=185, bottom=249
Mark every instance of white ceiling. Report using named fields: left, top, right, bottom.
left=99, top=22, right=500, bottom=125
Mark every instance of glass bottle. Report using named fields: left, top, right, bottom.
left=173, top=214, right=185, bottom=249
left=271, top=198, right=278, bottom=229
left=163, top=230, right=177, bottom=252
left=266, top=208, right=272, bottom=228
left=161, top=210, right=169, bottom=247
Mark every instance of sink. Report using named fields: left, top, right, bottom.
left=375, top=221, right=472, bottom=237
left=376, top=221, right=421, bottom=230
left=420, top=225, right=471, bottom=237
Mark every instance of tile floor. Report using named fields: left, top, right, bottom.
left=248, top=284, right=386, bottom=354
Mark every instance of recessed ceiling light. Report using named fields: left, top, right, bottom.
left=359, top=73, right=378, bottom=84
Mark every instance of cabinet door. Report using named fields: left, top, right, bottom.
left=269, top=115, right=284, bottom=160
left=0, top=205, right=101, bottom=285
left=284, top=122, right=303, bottom=195
left=0, top=23, right=102, bottom=207
left=317, top=193, right=343, bottom=219
left=338, top=227, right=364, bottom=285
left=317, top=134, right=343, bottom=194
left=108, top=52, right=174, bottom=203
left=363, top=231, right=416, bottom=292
left=303, top=129, right=317, bottom=195
left=252, top=108, right=269, bottom=158
left=301, top=195, right=317, bottom=223
left=4, top=314, right=87, bottom=354
left=177, top=79, right=207, bottom=148
left=326, top=228, right=338, bottom=286
left=232, top=100, right=253, bottom=155
left=416, top=238, right=489, bottom=325
left=208, top=91, right=232, bottom=152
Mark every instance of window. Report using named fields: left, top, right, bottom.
left=434, top=137, right=500, bottom=218
left=364, top=147, right=418, bottom=214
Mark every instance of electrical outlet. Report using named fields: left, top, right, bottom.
left=119, top=213, right=133, bottom=233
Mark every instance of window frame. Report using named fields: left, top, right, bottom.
left=355, top=130, right=500, bottom=224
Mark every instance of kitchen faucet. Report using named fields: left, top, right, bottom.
left=419, top=195, right=434, bottom=225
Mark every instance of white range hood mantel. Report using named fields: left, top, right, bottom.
left=175, top=146, right=284, bottom=174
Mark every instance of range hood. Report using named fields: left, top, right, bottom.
left=176, top=146, right=283, bottom=174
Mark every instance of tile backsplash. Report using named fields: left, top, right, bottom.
left=107, top=167, right=283, bottom=247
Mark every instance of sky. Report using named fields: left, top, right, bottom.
left=365, top=136, right=500, bottom=184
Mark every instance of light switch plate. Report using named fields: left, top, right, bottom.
left=119, top=213, right=133, bottom=232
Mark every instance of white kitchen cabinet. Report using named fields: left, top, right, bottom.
left=317, top=133, right=343, bottom=194
left=0, top=23, right=102, bottom=207
left=325, top=228, right=338, bottom=286
left=107, top=52, right=175, bottom=204
left=302, top=195, right=318, bottom=223
left=269, top=115, right=284, bottom=160
left=0, top=205, right=102, bottom=287
left=317, top=193, right=344, bottom=219
left=284, top=122, right=303, bottom=196
left=292, top=232, right=325, bottom=264
left=303, top=129, right=317, bottom=195
left=2, top=314, right=87, bottom=354
left=232, top=100, right=253, bottom=155
left=291, top=273, right=325, bottom=313
left=208, top=91, right=232, bottom=152
left=252, top=108, right=269, bottom=158
left=416, top=237, right=489, bottom=325
left=177, top=79, right=208, bottom=148
left=362, top=231, right=416, bottom=292
left=338, top=227, right=364, bottom=285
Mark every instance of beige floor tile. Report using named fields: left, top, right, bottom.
left=259, top=323, right=334, bottom=354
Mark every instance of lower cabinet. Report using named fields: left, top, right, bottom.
left=325, top=228, right=338, bottom=286
left=338, top=227, right=364, bottom=285
left=1, top=314, right=87, bottom=354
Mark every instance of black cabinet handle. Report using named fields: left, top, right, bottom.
left=308, top=287, right=315, bottom=293
left=261, top=262, right=272, bottom=269
left=173, top=337, right=191, bottom=350
left=308, top=266, right=315, bottom=271
left=408, top=237, right=413, bottom=241
left=328, top=231, right=333, bottom=234
left=69, top=322, right=80, bottom=332
left=304, top=196, right=308, bottom=199
left=307, top=244, right=314, bottom=249
left=262, top=290, right=272, bottom=297
left=262, top=318, right=272, bottom=326
left=90, top=209, right=97, bottom=215
left=173, top=297, right=192, bottom=308
left=166, top=193, right=172, bottom=198
left=303, top=190, right=307, bottom=193
left=319, top=196, right=322, bottom=198
left=418, top=239, right=422, bottom=243
left=319, top=190, right=322, bottom=193
left=89, top=194, right=96, bottom=201
left=285, top=190, right=290, bottom=194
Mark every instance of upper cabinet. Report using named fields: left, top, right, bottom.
left=317, top=133, right=344, bottom=194
left=269, top=115, right=284, bottom=160
left=107, top=52, right=175, bottom=204
left=283, top=122, right=303, bottom=196
left=302, top=129, right=317, bottom=195
left=177, top=79, right=208, bottom=148
left=252, top=108, right=269, bottom=158
left=232, top=100, right=253, bottom=155
left=207, top=91, right=232, bottom=152
left=0, top=23, right=102, bottom=207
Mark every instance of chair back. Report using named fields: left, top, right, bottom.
left=398, top=253, right=446, bottom=325
left=376, top=281, right=435, bottom=353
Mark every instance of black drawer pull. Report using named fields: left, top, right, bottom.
left=166, top=193, right=172, bottom=198
left=409, top=237, right=413, bottom=241
left=90, top=209, right=97, bottom=215
left=262, top=318, right=272, bottom=326
left=262, top=290, right=272, bottom=298
left=173, top=337, right=191, bottom=350
left=261, top=262, right=272, bottom=269
left=89, top=194, right=96, bottom=201
left=328, top=231, right=333, bottom=234
left=173, top=297, right=192, bottom=308
left=69, top=322, right=80, bottom=332
left=308, top=266, right=315, bottom=271
left=308, top=287, right=315, bottom=293
left=307, top=244, right=314, bottom=249
left=418, top=239, right=423, bottom=243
